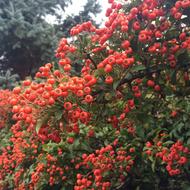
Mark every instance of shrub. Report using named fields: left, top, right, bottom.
left=0, top=0, right=190, bottom=189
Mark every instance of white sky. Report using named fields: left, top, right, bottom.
left=65, top=0, right=110, bottom=23
left=46, top=0, right=110, bottom=25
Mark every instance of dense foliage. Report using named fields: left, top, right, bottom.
left=0, top=0, right=190, bottom=189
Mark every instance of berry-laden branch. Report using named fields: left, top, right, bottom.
left=119, top=61, right=190, bottom=87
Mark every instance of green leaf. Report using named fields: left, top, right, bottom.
left=73, top=138, right=80, bottom=149
left=148, top=156, right=154, bottom=162
left=136, top=125, right=145, bottom=139
left=186, top=130, right=190, bottom=137
left=182, top=183, right=190, bottom=190
left=36, top=114, right=49, bottom=133
left=177, top=122, right=184, bottom=133
left=163, top=141, right=174, bottom=145
left=113, top=80, right=120, bottom=90
left=171, top=70, right=177, bottom=84
left=151, top=160, right=156, bottom=172
left=131, top=64, right=146, bottom=72
left=55, top=110, right=63, bottom=120
left=81, top=141, right=92, bottom=152
left=42, top=142, right=58, bottom=152
left=42, top=144, right=49, bottom=152
left=36, top=119, right=44, bottom=134
left=187, top=138, right=190, bottom=145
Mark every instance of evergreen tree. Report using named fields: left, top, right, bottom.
left=58, top=0, right=101, bottom=37
left=0, top=69, right=19, bottom=89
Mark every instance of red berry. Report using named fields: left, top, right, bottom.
left=104, top=64, right=113, bottom=73
left=105, top=76, right=113, bottom=84
left=121, top=40, right=130, bottom=49
left=84, top=87, right=91, bottom=94
left=147, top=80, right=155, bottom=87
left=84, top=95, right=93, bottom=103
left=24, top=106, right=32, bottom=114
left=23, top=79, right=31, bottom=86
left=63, top=64, right=71, bottom=72
left=171, top=110, right=177, bottom=117
left=154, top=85, right=160, bottom=91
left=64, top=102, right=72, bottom=110
left=13, top=87, right=21, bottom=94
left=10, top=98, right=18, bottom=105
left=67, top=137, right=74, bottom=144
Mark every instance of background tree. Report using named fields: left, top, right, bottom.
left=0, top=69, right=19, bottom=89
left=57, top=0, right=101, bottom=37
left=0, top=0, right=101, bottom=79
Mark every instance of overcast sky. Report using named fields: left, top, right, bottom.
left=65, top=0, right=110, bottom=23
left=46, top=0, right=110, bottom=25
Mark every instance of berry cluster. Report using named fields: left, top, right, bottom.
left=0, top=0, right=190, bottom=189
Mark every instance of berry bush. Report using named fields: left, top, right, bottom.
left=0, top=0, right=190, bottom=189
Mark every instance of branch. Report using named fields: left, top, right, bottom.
left=86, top=53, right=97, bottom=69
left=119, top=62, right=190, bottom=86
left=93, top=61, right=190, bottom=98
